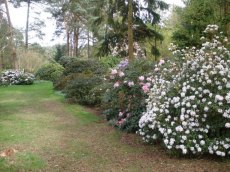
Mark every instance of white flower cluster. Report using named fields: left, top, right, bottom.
left=139, top=25, right=230, bottom=157
left=203, top=25, right=219, bottom=33
left=112, top=41, right=146, bottom=59
left=0, top=70, right=35, bottom=85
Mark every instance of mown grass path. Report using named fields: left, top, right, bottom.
left=0, top=82, right=229, bottom=172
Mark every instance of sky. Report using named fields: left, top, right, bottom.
left=8, top=0, right=184, bottom=47
left=8, top=2, right=63, bottom=46
left=164, top=0, right=184, bottom=7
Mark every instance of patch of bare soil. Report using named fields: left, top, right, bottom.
left=0, top=148, right=18, bottom=157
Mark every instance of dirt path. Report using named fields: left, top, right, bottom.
left=0, top=82, right=229, bottom=172
left=27, top=102, right=230, bottom=172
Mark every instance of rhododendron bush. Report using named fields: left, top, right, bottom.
left=0, top=70, right=35, bottom=85
left=103, top=59, right=153, bottom=132
left=139, top=25, right=230, bottom=157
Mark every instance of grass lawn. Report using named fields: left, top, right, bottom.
left=0, top=81, right=229, bottom=172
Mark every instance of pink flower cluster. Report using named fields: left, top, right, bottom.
left=110, top=69, right=125, bottom=88
left=138, top=76, right=152, bottom=93
left=109, top=67, right=152, bottom=94
left=116, top=111, right=131, bottom=126
left=142, top=84, right=150, bottom=93
left=116, top=118, right=126, bottom=125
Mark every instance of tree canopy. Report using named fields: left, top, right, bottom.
left=172, top=0, right=230, bottom=48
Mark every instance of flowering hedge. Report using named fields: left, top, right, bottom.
left=103, top=59, right=154, bottom=132
left=0, top=70, right=35, bottom=85
left=138, top=25, right=230, bottom=157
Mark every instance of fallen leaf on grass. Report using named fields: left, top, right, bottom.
left=0, top=148, right=18, bottom=157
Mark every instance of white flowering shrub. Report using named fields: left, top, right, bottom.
left=139, top=25, right=230, bottom=157
left=0, top=70, right=35, bottom=85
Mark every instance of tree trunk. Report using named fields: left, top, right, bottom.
left=4, top=0, right=17, bottom=69
left=223, top=0, right=230, bottom=37
left=0, top=53, right=3, bottom=70
left=128, top=0, right=134, bottom=60
left=154, top=24, right=157, bottom=61
left=70, top=32, right=73, bottom=57
left=66, top=29, right=70, bottom=56
left=25, top=0, right=31, bottom=50
left=74, top=27, right=79, bottom=57
left=87, top=30, right=90, bottom=59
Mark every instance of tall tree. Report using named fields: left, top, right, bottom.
left=48, top=0, right=95, bottom=58
left=128, top=0, right=134, bottom=60
left=0, top=9, right=8, bottom=69
left=218, top=0, right=230, bottom=36
left=3, top=0, right=17, bottom=69
left=10, top=0, right=44, bottom=50
left=92, top=0, right=168, bottom=58
left=48, top=0, right=168, bottom=59
left=25, top=0, right=31, bottom=49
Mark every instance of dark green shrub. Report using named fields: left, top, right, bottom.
left=55, top=59, right=107, bottom=106
left=54, top=44, right=66, bottom=62
left=99, top=56, right=120, bottom=69
left=35, top=61, right=64, bottom=82
left=64, top=74, right=104, bottom=105
left=63, top=59, right=106, bottom=76
left=58, top=56, right=74, bottom=68
left=54, top=74, right=76, bottom=90
left=88, top=83, right=109, bottom=106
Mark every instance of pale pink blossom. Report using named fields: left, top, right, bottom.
left=145, top=82, right=151, bottom=87
left=139, top=76, right=145, bottom=81
left=154, top=68, right=159, bottom=72
left=142, top=85, right=150, bottom=93
left=113, top=81, right=120, bottom=88
left=159, top=59, right=165, bottom=65
left=119, top=71, right=125, bottom=77
left=128, top=81, right=134, bottom=87
left=111, top=69, right=118, bottom=75
left=146, top=77, right=152, bottom=81
left=119, top=112, right=124, bottom=117
left=117, top=118, right=126, bottom=125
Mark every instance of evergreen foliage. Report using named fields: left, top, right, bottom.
left=92, top=0, right=169, bottom=57
left=172, top=0, right=230, bottom=48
